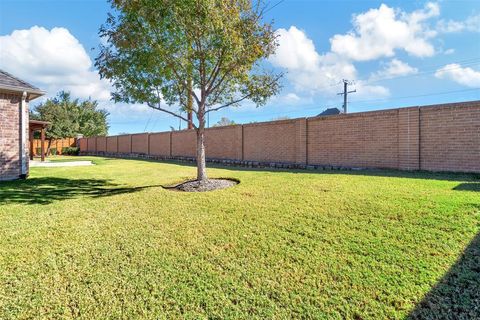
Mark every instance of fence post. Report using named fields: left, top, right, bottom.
left=147, top=133, right=151, bottom=155
left=306, top=118, right=309, bottom=165
left=398, top=107, right=420, bottom=171
left=130, top=135, right=133, bottom=154
left=241, top=125, right=244, bottom=161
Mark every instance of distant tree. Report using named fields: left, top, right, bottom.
left=31, top=91, right=109, bottom=144
left=96, top=0, right=281, bottom=182
left=213, top=117, right=236, bottom=127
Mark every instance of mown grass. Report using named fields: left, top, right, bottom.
left=0, top=157, right=479, bottom=319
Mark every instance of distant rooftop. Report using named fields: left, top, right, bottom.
left=318, top=107, right=342, bottom=116
left=0, top=69, right=44, bottom=100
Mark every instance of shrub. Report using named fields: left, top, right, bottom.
left=50, top=148, right=57, bottom=156
left=62, top=147, right=80, bottom=156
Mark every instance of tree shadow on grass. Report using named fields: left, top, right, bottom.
left=105, top=156, right=480, bottom=183
left=408, top=232, right=480, bottom=319
left=0, top=177, right=161, bottom=205
left=453, top=183, right=480, bottom=192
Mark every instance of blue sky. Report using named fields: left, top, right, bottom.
left=1, top=0, right=479, bottom=135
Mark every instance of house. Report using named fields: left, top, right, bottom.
left=0, top=70, right=45, bottom=181
left=317, top=107, right=342, bottom=116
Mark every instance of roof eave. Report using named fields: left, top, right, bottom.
left=0, top=84, right=46, bottom=100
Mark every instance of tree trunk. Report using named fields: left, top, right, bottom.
left=188, top=111, right=193, bottom=129
left=196, top=127, right=207, bottom=181
left=46, top=139, right=52, bottom=157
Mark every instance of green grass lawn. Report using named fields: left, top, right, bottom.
left=1, top=157, right=479, bottom=319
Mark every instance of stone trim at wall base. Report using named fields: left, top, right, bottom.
left=0, top=174, right=26, bottom=181
left=80, top=151, right=411, bottom=172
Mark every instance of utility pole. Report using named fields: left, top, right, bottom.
left=337, top=79, right=356, bottom=114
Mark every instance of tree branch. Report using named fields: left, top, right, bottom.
left=205, top=95, right=251, bottom=113
left=147, top=102, right=197, bottom=129
left=205, top=49, right=225, bottom=93
left=206, top=75, right=282, bottom=113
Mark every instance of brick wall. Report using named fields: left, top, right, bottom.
left=86, top=136, right=96, bottom=152
left=149, top=132, right=171, bottom=156
left=0, top=92, right=28, bottom=181
left=79, top=101, right=480, bottom=173
left=205, top=125, right=243, bottom=160
left=106, top=136, right=117, bottom=153
left=308, top=110, right=399, bottom=168
left=96, top=137, right=107, bottom=153
left=172, top=130, right=196, bottom=157
left=420, top=101, right=480, bottom=172
left=244, top=119, right=298, bottom=163
left=118, top=135, right=131, bottom=153
left=132, top=133, right=149, bottom=154
left=398, top=107, right=420, bottom=170
left=79, top=138, right=87, bottom=152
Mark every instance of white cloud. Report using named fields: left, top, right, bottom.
left=371, top=59, right=418, bottom=80
left=270, top=27, right=354, bottom=93
left=0, top=26, right=111, bottom=101
left=354, top=81, right=390, bottom=98
left=269, top=26, right=320, bottom=72
left=435, top=64, right=480, bottom=88
left=444, top=48, right=455, bottom=55
left=330, top=2, right=439, bottom=61
left=281, top=92, right=301, bottom=103
left=269, top=26, right=389, bottom=99
left=270, top=92, right=311, bottom=106
left=437, top=13, right=480, bottom=33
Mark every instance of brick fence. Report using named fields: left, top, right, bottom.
left=80, top=101, right=480, bottom=173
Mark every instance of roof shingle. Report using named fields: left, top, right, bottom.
left=0, top=69, right=40, bottom=90
left=0, top=69, right=44, bottom=99
left=317, top=107, right=342, bottom=116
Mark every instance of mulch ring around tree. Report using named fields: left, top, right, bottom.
left=163, top=178, right=239, bottom=192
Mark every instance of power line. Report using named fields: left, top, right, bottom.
left=263, top=0, right=285, bottom=14
left=111, top=87, right=478, bottom=126
left=229, top=88, right=479, bottom=122
left=350, top=88, right=480, bottom=105
left=359, top=59, right=480, bottom=86
left=143, top=109, right=155, bottom=132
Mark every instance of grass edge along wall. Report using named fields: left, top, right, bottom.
left=80, top=100, right=480, bottom=173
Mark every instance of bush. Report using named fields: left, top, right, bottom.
left=62, top=147, right=80, bottom=156
left=50, top=148, right=57, bottom=156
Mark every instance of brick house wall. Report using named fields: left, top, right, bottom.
left=81, top=100, right=480, bottom=173
left=0, top=92, right=29, bottom=181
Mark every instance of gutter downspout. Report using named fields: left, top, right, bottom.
left=20, top=91, right=28, bottom=178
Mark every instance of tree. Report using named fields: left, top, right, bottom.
left=96, top=0, right=281, bottom=182
left=31, top=91, right=109, bottom=142
left=213, top=117, right=236, bottom=127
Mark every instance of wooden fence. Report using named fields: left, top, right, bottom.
left=32, top=137, right=77, bottom=156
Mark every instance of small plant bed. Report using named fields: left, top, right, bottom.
left=166, top=178, right=239, bottom=192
